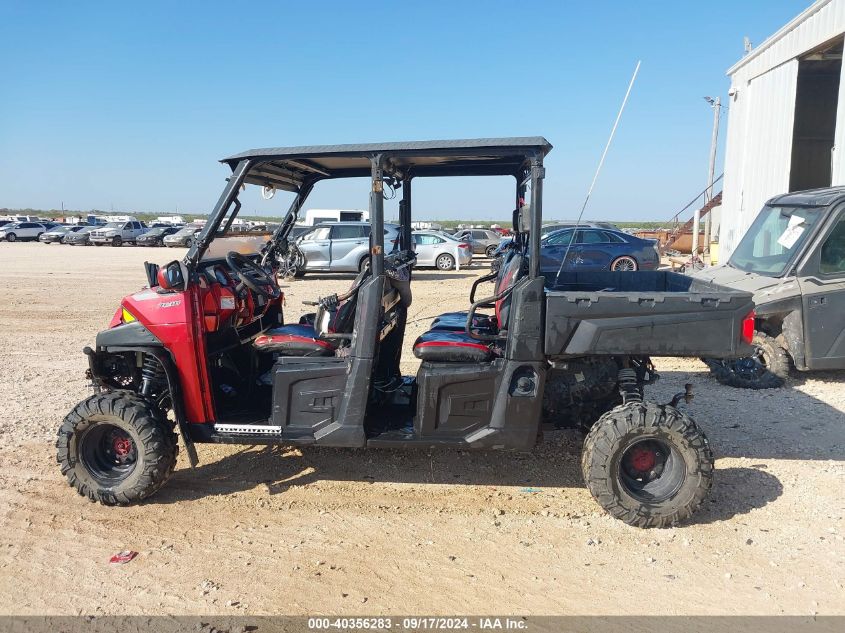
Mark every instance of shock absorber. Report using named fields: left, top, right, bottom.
left=140, top=354, right=166, bottom=397
left=617, top=368, right=642, bottom=404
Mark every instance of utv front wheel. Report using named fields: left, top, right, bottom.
left=581, top=402, right=714, bottom=528
left=56, top=392, right=178, bottom=505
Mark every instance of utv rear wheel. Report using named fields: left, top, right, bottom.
left=581, top=402, right=714, bottom=528
left=56, top=392, right=178, bottom=505
left=704, top=331, right=789, bottom=390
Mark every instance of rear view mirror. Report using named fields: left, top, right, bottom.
left=518, top=205, right=532, bottom=233
left=157, top=261, right=185, bottom=291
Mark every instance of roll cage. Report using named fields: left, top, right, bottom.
left=186, top=137, right=553, bottom=277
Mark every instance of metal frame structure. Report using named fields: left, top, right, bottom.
left=187, top=138, right=552, bottom=277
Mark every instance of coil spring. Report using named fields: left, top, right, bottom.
left=618, top=367, right=642, bottom=404
left=140, top=355, right=166, bottom=396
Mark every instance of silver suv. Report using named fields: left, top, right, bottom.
left=453, top=228, right=502, bottom=257
left=297, top=222, right=400, bottom=274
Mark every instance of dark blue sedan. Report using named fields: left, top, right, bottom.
left=538, top=227, right=659, bottom=274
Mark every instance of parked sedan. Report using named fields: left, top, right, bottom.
left=0, top=222, right=52, bottom=242
left=539, top=227, right=659, bottom=274
left=63, top=226, right=98, bottom=245
left=541, top=221, right=620, bottom=238
left=412, top=230, right=472, bottom=270
left=164, top=226, right=202, bottom=248
left=39, top=225, right=88, bottom=244
left=137, top=226, right=180, bottom=246
left=453, top=228, right=502, bottom=257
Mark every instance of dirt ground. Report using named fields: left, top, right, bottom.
left=0, top=242, right=843, bottom=616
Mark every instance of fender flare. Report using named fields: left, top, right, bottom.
left=84, top=345, right=199, bottom=467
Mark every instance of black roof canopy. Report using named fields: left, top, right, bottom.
left=221, top=137, right=553, bottom=192
left=768, top=186, right=845, bottom=208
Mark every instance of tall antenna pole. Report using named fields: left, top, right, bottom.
left=701, top=96, right=721, bottom=264
left=557, top=61, right=641, bottom=282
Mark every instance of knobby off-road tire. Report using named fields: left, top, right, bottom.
left=704, top=331, right=790, bottom=390
left=56, top=391, right=178, bottom=505
left=581, top=401, right=714, bottom=528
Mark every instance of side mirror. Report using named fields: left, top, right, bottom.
left=144, top=261, right=160, bottom=287
left=157, top=261, right=186, bottom=291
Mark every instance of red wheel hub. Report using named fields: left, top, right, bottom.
left=113, top=436, right=133, bottom=457
left=629, top=446, right=656, bottom=472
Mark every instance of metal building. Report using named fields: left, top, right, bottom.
left=720, top=0, right=845, bottom=260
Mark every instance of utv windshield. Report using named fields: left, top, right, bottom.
left=728, top=205, right=822, bottom=276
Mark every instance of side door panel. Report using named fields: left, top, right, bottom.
left=329, top=225, right=367, bottom=270
left=412, top=235, right=434, bottom=266
left=301, top=227, right=331, bottom=269
left=798, top=208, right=845, bottom=369
left=539, top=231, right=582, bottom=276
left=574, top=230, right=614, bottom=270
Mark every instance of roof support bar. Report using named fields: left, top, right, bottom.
left=399, top=177, right=412, bottom=252
left=529, top=157, right=544, bottom=279
left=369, top=155, right=385, bottom=277
left=284, top=159, right=331, bottom=178
left=188, top=159, right=252, bottom=265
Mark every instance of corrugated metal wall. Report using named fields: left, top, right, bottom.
left=719, top=0, right=845, bottom=261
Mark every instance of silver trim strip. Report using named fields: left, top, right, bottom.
left=214, top=423, right=283, bottom=435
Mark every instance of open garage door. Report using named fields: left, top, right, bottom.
left=790, top=37, right=843, bottom=191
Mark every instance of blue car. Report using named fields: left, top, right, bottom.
left=539, top=227, right=659, bottom=274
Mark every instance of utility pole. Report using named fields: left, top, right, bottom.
left=699, top=96, right=721, bottom=264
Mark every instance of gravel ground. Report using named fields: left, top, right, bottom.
left=0, top=242, right=843, bottom=616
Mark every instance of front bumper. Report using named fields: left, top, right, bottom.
left=89, top=235, right=118, bottom=244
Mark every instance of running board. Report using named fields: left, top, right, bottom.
left=214, top=423, right=283, bottom=436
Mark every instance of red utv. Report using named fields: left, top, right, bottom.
left=57, top=138, right=755, bottom=527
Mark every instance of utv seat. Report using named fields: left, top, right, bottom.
left=412, top=330, right=495, bottom=362
left=413, top=253, right=524, bottom=362
left=429, top=250, right=522, bottom=333
left=429, top=311, right=495, bottom=332
left=254, top=270, right=363, bottom=356
left=253, top=324, right=337, bottom=356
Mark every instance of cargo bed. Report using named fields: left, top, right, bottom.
left=544, top=271, right=754, bottom=358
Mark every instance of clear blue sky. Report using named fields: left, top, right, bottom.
left=0, top=0, right=808, bottom=221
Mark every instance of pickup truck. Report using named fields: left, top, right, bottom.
left=89, top=220, right=148, bottom=246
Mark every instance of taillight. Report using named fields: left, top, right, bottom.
left=458, top=243, right=471, bottom=249
left=741, top=310, right=755, bottom=345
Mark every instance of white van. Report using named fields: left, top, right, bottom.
left=300, top=208, right=369, bottom=226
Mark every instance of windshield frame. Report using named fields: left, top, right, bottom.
left=727, top=204, right=825, bottom=277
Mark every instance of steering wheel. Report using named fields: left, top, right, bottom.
left=226, top=251, right=281, bottom=299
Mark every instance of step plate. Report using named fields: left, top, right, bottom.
left=214, top=423, right=283, bottom=436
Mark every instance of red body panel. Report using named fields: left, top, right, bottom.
left=120, top=287, right=214, bottom=424
left=113, top=277, right=284, bottom=424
